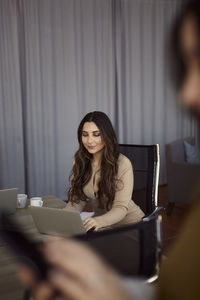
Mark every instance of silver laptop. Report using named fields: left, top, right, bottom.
left=30, top=206, right=86, bottom=237
left=0, top=188, right=18, bottom=214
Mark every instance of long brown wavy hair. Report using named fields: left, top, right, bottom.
left=68, top=111, right=120, bottom=210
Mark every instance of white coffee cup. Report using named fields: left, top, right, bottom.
left=30, top=197, right=43, bottom=207
left=17, top=194, right=28, bottom=208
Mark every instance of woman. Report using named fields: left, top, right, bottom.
left=65, top=111, right=144, bottom=232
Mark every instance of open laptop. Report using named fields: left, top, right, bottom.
left=30, top=206, right=86, bottom=237
left=0, top=188, right=18, bottom=215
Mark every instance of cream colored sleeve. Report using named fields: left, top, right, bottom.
left=94, top=158, right=134, bottom=228
left=64, top=200, right=86, bottom=212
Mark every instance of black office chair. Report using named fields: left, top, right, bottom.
left=76, top=211, right=162, bottom=279
left=118, top=144, right=160, bottom=215
left=72, top=145, right=162, bottom=285
left=23, top=212, right=162, bottom=300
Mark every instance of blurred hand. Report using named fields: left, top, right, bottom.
left=83, top=217, right=99, bottom=232
left=19, top=238, right=132, bottom=300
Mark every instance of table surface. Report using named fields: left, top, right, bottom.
left=0, top=195, right=66, bottom=300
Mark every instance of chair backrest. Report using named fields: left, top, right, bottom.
left=119, top=144, right=160, bottom=215
left=75, top=213, right=162, bottom=278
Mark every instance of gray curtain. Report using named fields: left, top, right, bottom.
left=0, top=0, right=197, bottom=199
left=0, top=0, right=26, bottom=192
left=116, top=0, right=197, bottom=185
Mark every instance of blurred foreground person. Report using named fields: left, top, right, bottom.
left=158, top=0, right=200, bottom=299
left=19, top=238, right=134, bottom=300
left=19, top=0, right=200, bottom=299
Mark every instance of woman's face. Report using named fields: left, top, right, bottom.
left=81, top=122, right=105, bottom=155
left=180, top=14, right=200, bottom=117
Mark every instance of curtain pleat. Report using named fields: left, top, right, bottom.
left=0, top=0, right=25, bottom=191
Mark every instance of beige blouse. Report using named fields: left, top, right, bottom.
left=65, top=154, right=144, bottom=229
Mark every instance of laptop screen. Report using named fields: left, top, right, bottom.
left=0, top=188, right=18, bottom=215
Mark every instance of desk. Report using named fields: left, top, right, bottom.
left=0, top=196, right=66, bottom=300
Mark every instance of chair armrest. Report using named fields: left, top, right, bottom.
left=143, top=206, right=164, bottom=221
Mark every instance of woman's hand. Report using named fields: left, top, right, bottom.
left=83, top=217, right=99, bottom=232
left=18, top=238, right=132, bottom=300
